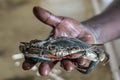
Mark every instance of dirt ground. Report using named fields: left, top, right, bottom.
left=0, top=0, right=113, bottom=80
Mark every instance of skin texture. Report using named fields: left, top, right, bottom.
left=22, top=7, right=94, bottom=76
left=22, top=0, right=120, bottom=76
left=82, top=0, right=120, bottom=43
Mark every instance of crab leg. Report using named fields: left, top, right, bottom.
left=30, top=39, right=42, bottom=43
left=25, top=56, right=58, bottom=62
left=44, top=55, right=57, bottom=59
left=25, top=56, right=39, bottom=62
left=103, top=51, right=110, bottom=65
left=65, top=53, right=83, bottom=59
left=76, top=61, right=99, bottom=74
left=97, top=48, right=110, bottom=65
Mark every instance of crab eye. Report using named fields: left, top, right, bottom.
left=66, top=47, right=70, bottom=50
left=69, top=47, right=74, bottom=50
left=73, top=46, right=79, bottom=50
left=49, top=45, right=56, bottom=50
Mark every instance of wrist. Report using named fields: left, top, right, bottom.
left=81, top=21, right=103, bottom=44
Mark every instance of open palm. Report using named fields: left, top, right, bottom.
left=22, top=6, right=96, bottom=76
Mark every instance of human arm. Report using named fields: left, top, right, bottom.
left=81, top=0, right=120, bottom=44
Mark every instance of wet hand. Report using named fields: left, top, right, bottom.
left=22, top=6, right=95, bottom=76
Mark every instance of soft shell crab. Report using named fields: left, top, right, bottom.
left=19, top=37, right=109, bottom=74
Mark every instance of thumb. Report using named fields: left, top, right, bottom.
left=33, top=6, right=64, bottom=27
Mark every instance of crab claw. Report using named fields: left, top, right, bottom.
left=19, top=42, right=30, bottom=53
left=102, top=52, right=110, bottom=65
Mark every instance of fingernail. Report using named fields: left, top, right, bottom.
left=22, top=60, right=36, bottom=70
left=77, top=58, right=87, bottom=66
left=61, top=60, right=74, bottom=72
left=33, top=6, right=40, bottom=11
left=38, top=63, right=50, bottom=76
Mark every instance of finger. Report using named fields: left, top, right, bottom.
left=76, top=58, right=87, bottom=66
left=61, top=60, right=74, bottom=72
left=33, top=6, right=64, bottom=27
left=22, top=60, right=37, bottom=70
left=38, top=61, right=57, bottom=76
left=77, top=32, right=95, bottom=44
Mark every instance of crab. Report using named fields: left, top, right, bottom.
left=19, top=36, right=109, bottom=74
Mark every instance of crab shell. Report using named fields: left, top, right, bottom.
left=19, top=37, right=109, bottom=64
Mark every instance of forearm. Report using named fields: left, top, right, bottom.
left=82, top=0, right=120, bottom=44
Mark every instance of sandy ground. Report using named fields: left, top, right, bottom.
left=0, top=1, right=113, bottom=80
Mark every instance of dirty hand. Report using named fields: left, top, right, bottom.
left=22, top=6, right=96, bottom=76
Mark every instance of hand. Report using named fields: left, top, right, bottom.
left=22, top=6, right=96, bottom=76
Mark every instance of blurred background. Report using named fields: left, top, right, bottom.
left=0, top=0, right=119, bottom=80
